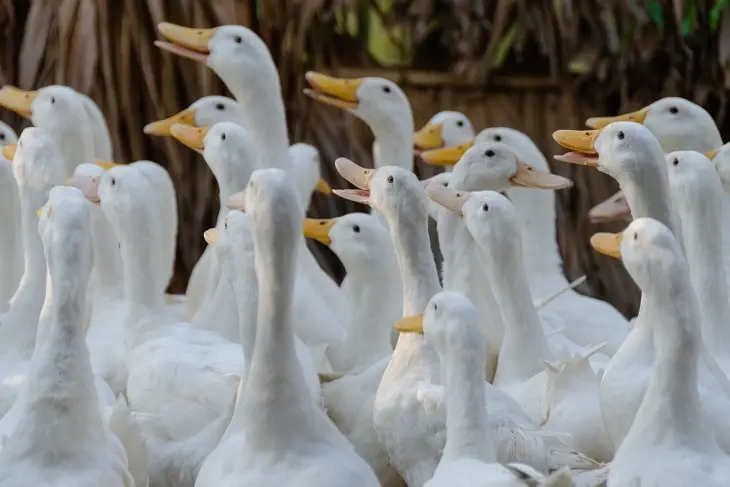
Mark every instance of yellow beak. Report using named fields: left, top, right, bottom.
left=420, top=140, right=474, bottom=166
left=2, top=143, right=17, bottom=160
left=304, top=72, right=361, bottom=110
left=36, top=206, right=44, bottom=217
left=394, top=314, right=424, bottom=333
left=585, top=107, right=650, bottom=129
left=227, top=190, right=246, bottom=210
left=303, top=218, right=335, bottom=245
left=590, top=232, right=623, bottom=259
left=316, top=178, right=332, bottom=194
left=552, top=129, right=601, bottom=166
left=0, top=86, right=38, bottom=119
left=510, top=161, right=573, bottom=190
left=705, top=149, right=720, bottom=160
left=156, top=23, right=215, bottom=63
left=94, top=160, right=120, bottom=171
left=413, top=123, right=445, bottom=152
left=203, top=228, right=218, bottom=244
left=144, top=108, right=196, bottom=136
left=170, top=124, right=207, bottom=154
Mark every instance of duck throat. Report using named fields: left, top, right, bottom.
left=619, top=169, right=678, bottom=235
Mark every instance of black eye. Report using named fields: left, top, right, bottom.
left=456, top=120, right=464, bottom=127
left=443, top=182, right=448, bottom=187
left=672, top=158, right=679, bottom=166
left=234, top=36, right=242, bottom=44
left=482, top=203, right=489, bottom=212
left=485, top=149, right=495, bottom=157
left=494, top=135, right=502, bottom=142
left=0, top=134, right=5, bottom=140
left=669, top=106, right=678, bottom=114
left=225, top=222, right=228, bottom=230
left=433, top=303, right=438, bottom=311
left=216, top=104, right=225, bottom=110
left=352, top=225, right=360, bottom=233
left=50, top=97, right=55, bottom=104
left=110, top=177, right=116, bottom=187
left=387, top=175, right=394, bottom=183
left=382, top=86, right=391, bottom=93
left=633, top=232, right=638, bottom=240
left=617, top=131, right=625, bottom=140
left=221, top=133, right=226, bottom=141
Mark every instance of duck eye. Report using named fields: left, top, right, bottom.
left=110, top=177, right=116, bottom=187
left=352, top=225, right=360, bottom=233
left=456, top=120, right=464, bottom=127
left=617, top=131, right=625, bottom=140
left=443, top=182, right=448, bottom=187
left=234, top=36, right=243, bottom=44
left=382, top=86, right=391, bottom=93
left=221, top=133, right=226, bottom=141
left=633, top=232, right=638, bottom=240
left=50, top=97, right=55, bottom=104
left=485, top=149, right=495, bottom=157
left=433, top=303, right=438, bottom=311
left=0, top=134, right=5, bottom=140
left=482, top=203, right=489, bottom=212
left=669, top=106, right=679, bottom=114
left=216, top=104, right=225, bottom=110
left=387, top=175, right=394, bottom=183
left=225, top=222, right=228, bottom=230
left=672, top=158, right=679, bottom=166
left=494, top=135, right=502, bottom=142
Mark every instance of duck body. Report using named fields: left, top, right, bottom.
left=0, top=123, right=21, bottom=310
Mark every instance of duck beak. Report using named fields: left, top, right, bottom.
left=413, top=123, right=445, bottom=153
left=0, top=86, right=38, bottom=119
left=203, top=228, right=218, bottom=244
left=332, top=157, right=374, bottom=205
left=590, top=232, right=623, bottom=259
left=394, top=314, right=424, bottom=333
left=144, top=108, right=196, bottom=136
left=36, top=206, right=44, bottom=217
left=426, top=184, right=470, bottom=216
left=316, top=178, right=332, bottom=195
left=155, top=23, right=214, bottom=63
left=589, top=191, right=631, bottom=224
left=552, top=129, right=601, bottom=166
left=66, top=175, right=101, bottom=204
left=510, top=161, right=573, bottom=190
left=304, top=72, right=361, bottom=110
left=170, top=124, right=207, bottom=155
left=2, top=143, right=17, bottom=160
left=227, top=190, right=246, bottom=210
left=94, top=160, right=120, bottom=171
left=705, top=149, right=720, bottom=160
left=420, top=140, right=474, bottom=166
left=303, top=218, right=335, bottom=245
left=585, top=107, right=649, bottom=129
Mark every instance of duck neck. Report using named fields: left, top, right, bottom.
left=119, top=213, right=165, bottom=318
left=631, top=287, right=705, bottom=445
left=227, top=251, right=258, bottom=372
left=41, top=110, right=95, bottom=178
left=620, top=170, right=677, bottom=235
left=89, top=206, right=124, bottom=296
left=476, top=229, right=552, bottom=383
left=675, top=187, right=730, bottom=357
left=0, top=168, right=22, bottom=306
left=370, top=112, right=415, bottom=172
left=505, top=186, right=566, bottom=293
left=440, top=331, right=495, bottom=464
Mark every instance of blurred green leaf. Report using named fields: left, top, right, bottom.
left=710, top=0, right=729, bottom=33
left=491, top=23, right=520, bottom=69
left=645, top=0, right=664, bottom=26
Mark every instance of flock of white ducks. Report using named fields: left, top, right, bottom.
left=0, top=20, right=727, bottom=487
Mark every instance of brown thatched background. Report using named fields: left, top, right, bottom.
left=2, top=0, right=730, bottom=317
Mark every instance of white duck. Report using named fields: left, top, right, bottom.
left=156, top=22, right=348, bottom=346
left=0, top=127, right=64, bottom=417
left=0, top=186, right=133, bottom=487
left=593, top=218, right=730, bottom=487
left=413, top=111, right=475, bottom=160
left=423, top=127, right=629, bottom=355
left=0, top=123, right=21, bottom=310
left=395, top=291, right=564, bottom=487
left=334, top=158, right=598, bottom=486
left=304, top=213, right=401, bottom=373
left=195, top=168, right=379, bottom=487
left=554, top=122, right=730, bottom=450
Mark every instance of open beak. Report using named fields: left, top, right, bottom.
left=585, top=107, right=649, bottom=129
left=155, top=23, right=214, bottom=63
left=552, top=129, right=601, bottom=166
left=394, top=314, right=424, bottom=333
left=170, top=124, right=207, bottom=154
left=66, top=175, right=101, bottom=204
left=144, top=108, right=196, bottom=136
left=2, top=143, right=17, bottom=160
left=426, top=184, right=471, bottom=216
left=332, top=157, right=374, bottom=205
left=413, top=123, right=445, bottom=153
left=420, top=140, right=474, bottom=166
left=316, top=178, right=332, bottom=195
left=590, top=232, right=623, bottom=259
left=304, top=72, right=361, bottom=110
left=510, top=161, right=573, bottom=190
left=589, top=191, right=631, bottom=224
left=303, top=218, right=335, bottom=245
left=0, top=86, right=38, bottom=119
left=203, top=228, right=218, bottom=244
left=227, top=190, right=246, bottom=210
left=94, top=160, right=120, bottom=171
